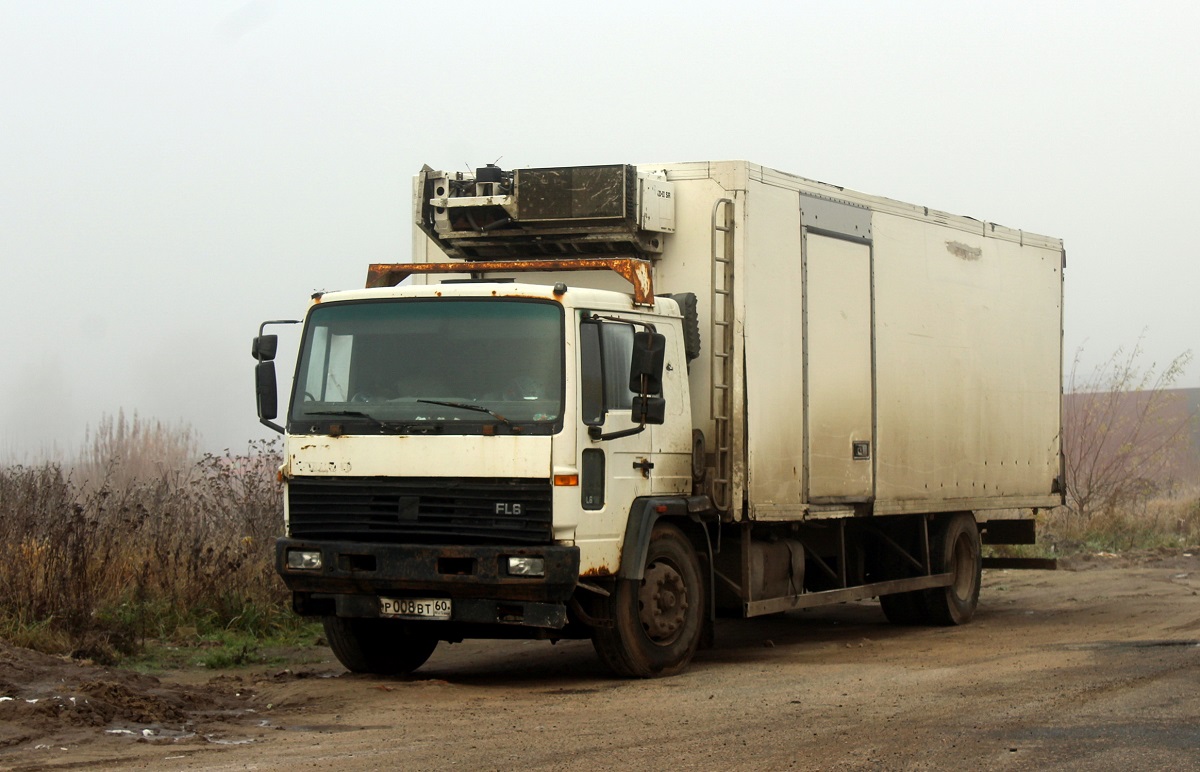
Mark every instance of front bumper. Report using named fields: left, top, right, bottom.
left=276, top=538, right=580, bottom=628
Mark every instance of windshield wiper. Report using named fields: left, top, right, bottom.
left=416, top=399, right=514, bottom=429
left=303, top=410, right=398, bottom=432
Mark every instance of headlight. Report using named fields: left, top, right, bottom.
left=506, top=556, right=545, bottom=577
left=287, top=549, right=322, bottom=570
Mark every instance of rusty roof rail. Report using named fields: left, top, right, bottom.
left=366, top=257, right=655, bottom=306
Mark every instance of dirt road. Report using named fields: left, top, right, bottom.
left=3, top=551, right=1198, bottom=771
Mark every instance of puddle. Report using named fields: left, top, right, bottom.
left=1064, top=640, right=1200, bottom=651
left=105, top=727, right=196, bottom=741
left=280, top=723, right=393, bottom=733
left=204, top=735, right=256, bottom=745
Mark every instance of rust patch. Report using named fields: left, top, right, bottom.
left=581, top=565, right=614, bottom=578
left=946, top=241, right=982, bottom=261
left=366, top=258, right=655, bottom=306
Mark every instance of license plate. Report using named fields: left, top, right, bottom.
left=380, top=597, right=451, bottom=620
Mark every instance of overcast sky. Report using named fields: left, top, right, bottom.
left=2, top=1, right=1197, bottom=459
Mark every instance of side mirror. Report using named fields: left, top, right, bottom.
left=252, top=334, right=279, bottom=361
left=628, top=331, right=666, bottom=395
left=251, top=319, right=299, bottom=435
left=586, top=322, right=669, bottom=443
left=632, top=395, right=666, bottom=425
left=256, top=361, right=280, bottom=424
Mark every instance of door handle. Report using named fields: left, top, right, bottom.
left=633, top=458, right=654, bottom=478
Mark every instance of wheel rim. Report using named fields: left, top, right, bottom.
left=638, top=558, right=689, bottom=646
left=949, top=530, right=978, bottom=599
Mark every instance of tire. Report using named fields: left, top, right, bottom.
left=878, top=519, right=931, bottom=625
left=322, top=617, right=439, bottom=675
left=879, top=589, right=929, bottom=625
left=924, top=513, right=982, bottom=626
left=592, top=523, right=704, bottom=678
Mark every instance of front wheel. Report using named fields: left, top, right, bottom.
left=323, top=617, right=438, bottom=675
left=592, top=523, right=704, bottom=678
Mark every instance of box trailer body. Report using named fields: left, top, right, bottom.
left=255, top=160, right=1064, bottom=677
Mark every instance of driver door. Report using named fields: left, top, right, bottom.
left=575, top=313, right=653, bottom=568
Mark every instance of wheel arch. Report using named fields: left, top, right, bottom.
left=617, top=497, right=711, bottom=581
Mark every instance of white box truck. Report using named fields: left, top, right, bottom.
left=253, top=160, right=1064, bottom=677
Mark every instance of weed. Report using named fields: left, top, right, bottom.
left=0, top=418, right=288, bottom=662
left=989, top=490, right=1200, bottom=558
left=1064, top=337, right=1195, bottom=521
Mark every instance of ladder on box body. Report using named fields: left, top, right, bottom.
left=710, top=198, right=736, bottom=513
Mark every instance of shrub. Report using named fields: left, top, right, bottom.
left=0, top=415, right=288, bottom=662
left=1063, top=336, right=1195, bottom=522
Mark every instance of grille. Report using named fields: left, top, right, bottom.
left=287, top=477, right=553, bottom=545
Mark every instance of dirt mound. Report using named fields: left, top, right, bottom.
left=0, top=643, right=250, bottom=749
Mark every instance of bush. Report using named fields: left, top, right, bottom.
left=1030, top=489, right=1200, bottom=554
left=1063, top=336, right=1194, bottom=522
left=0, top=414, right=288, bottom=663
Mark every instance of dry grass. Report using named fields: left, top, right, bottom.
left=992, top=491, right=1200, bottom=559
left=0, top=414, right=285, bottom=663
left=1059, top=489, right=1200, bottom=552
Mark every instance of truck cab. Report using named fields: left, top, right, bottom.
left=259, top=276, right=704, bottom=675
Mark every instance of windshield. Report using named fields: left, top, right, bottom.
left=289, top=298, right=564, bottom=435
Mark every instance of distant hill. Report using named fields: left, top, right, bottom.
left=1063, top=387, right=1200, bottom=492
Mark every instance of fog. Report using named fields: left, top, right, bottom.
left=2, top=1, right=1197, bottom=458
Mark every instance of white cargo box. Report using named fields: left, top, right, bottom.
left=413, top=160, right=1064, bottom=521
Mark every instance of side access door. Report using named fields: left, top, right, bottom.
left=804, top=230, right=875, bottom=503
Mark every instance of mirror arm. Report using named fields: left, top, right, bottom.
left=584, top=312, right=656, bottom=334
left=254, top=319, right=302, bottom=362
left=259, top=417, right=285, bottom=435
left=588, top=422, right=647, bottom=442
left=258, top=318, right=301, bottom=339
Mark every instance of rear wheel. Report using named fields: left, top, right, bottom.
left=879, top=520, right=931, bottom=625
left=879, top=588, right=929, bottom=625
left=924, top=513, right=982, bottom=625
left=592, top=523, right=704, bottom=678
left=323, top=617, right=439, bottom=675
